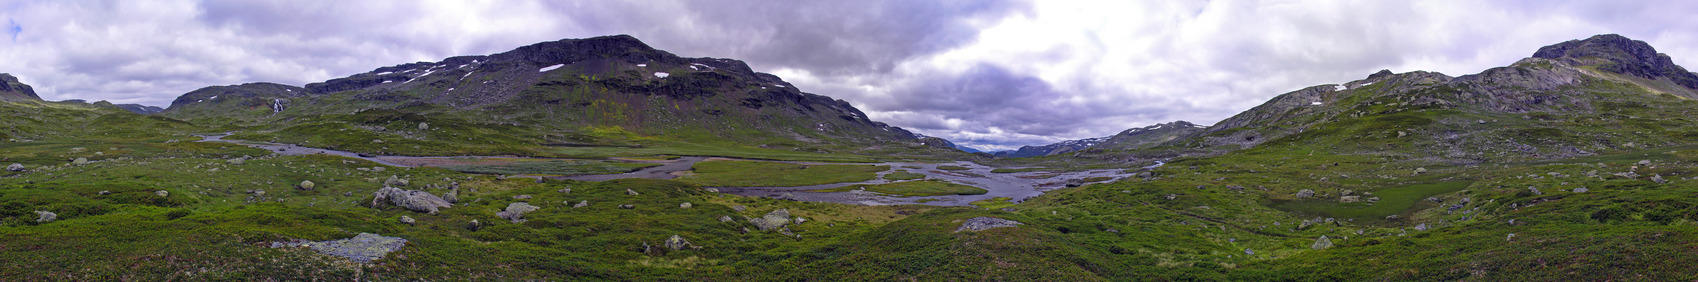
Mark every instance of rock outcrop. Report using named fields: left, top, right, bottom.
left=271, top=233, right=408, bottom=263
left=34, top=211, right=55, bottom=223
left=496, top=202, right=540, bottom=222
left=955, top=217, right=1023, bottom=232
left=371, top=187, right=452, bottom=214
left=750, top=209, right=793, bottom=231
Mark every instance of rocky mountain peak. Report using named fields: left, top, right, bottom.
left=1531, top=34, right=1698, bottom=89
left=0, top=73, right=41, bottom=102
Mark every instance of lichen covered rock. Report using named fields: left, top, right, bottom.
left=955, top=217, right=1023, bottom=232
left=371, top=187, right=452, bottom=214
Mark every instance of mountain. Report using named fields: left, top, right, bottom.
left=0, top=74, right=41, bottom=102
left=1077, top=34, right=1698, bottom=163
left=162, top=35, right=962, bottom=158
left=110, top=104, right=165, bottom=114
left=994, top=136, right=1109, bottom=158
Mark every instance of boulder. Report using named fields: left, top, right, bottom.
left=72, top=157, right=89, bottom=166
left=573, top=200, right=589, bottom=208
left=399, top=216, right=416, bottom=225
left=1340, top=190, right=1354, bottom=196
left=272, top=233, right=408, bottom=263
left=1295, top=189, right=1315, bottom=198
left=298, top=180, right=316, bottom=190
left=954, top=216, right=1023, bottom=232
left=718, top=215, right=733, bottom=222
left=733, top=205, right=746, bottom=212
left=226, top=158, right=245, bottom=165
left=155, top=190, right=169, bottom=197
left=664, top=234, right=691, bottom=251
left=418, top=122, right=429, bottom=130
left=384, top=175, right=409, bottom=187
left=750, top=209, right=793, bottom=231
left=5, top=163, right=22, bottom=172
left=1311, top=235, right=1334, bottom=250
left=680, top=202, right=693, bottom=209
left=626, top=189, right=640, bottom=195
left=1415, top=223, right=1429, bottom=231
left=34, top=210, right=56, bottom=223
left=467, top=220, right=482, bottom=231
left=618, top=204, right=635, bottom=209
left=1528, top=186, right=1542, bottom=195
left=371, top=187, right=452, bottom=214
left=1366, top=197, right=1380, bottom=202
left=1651, top=174, right=1667, bottom=184
left=513, top=195, right=532, bottom=200
left=1339, top=196, right=1361, bottom=203
left=1572, top=187, right=1589, bottom=193
left=443, top=187, right=459, bottom=203
left=1638, top=160, right=1652, bottom=166
left=496, top=202, right=540, bottom=222
left=1413, top=167, right=1427, bottom=175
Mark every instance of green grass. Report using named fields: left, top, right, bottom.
left=437, top=159, right=659, bottom=175
left=883, top=170, right=926, bottom=181
left=989, top=168, right=1048, bottom=173
left=936, top=165, right=970, bottom=171
left=817, top=180, right=987, bottom=197
left=676, top=160, right=886, bottom=187
left=969, top=197, right=1016, bottom=209
left=1272, top=181, right=1473, bottom=224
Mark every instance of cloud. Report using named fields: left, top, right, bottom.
left=2, top=0, right=1698, bottom=151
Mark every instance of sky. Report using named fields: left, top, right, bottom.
left=3, top=1, right=1698, bottom=151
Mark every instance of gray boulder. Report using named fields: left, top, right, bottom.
left=384, top=175, right=409, bottom=187
left=226, top=158, right=245, bottom=165
left=664, top=234, right=691, bottom=251
left=626, top=189, right=639, bottom=195
left=34, top=210, right=56, bottom=223
left=497, top=202, right=540, bottom=223
left=955, top=216, right=1023, bottom=232
left=1572, top=187, right=1589, bottom=193
left=513, top=195, right=532, bottom=200
left=155, top=190, right=169, bottom=197
left=6, top=163, right=24, bottom=171
left=418, top=122, right=429, bottom=130
left=298, top=180, right=315, bottom=190
left=72, top=157, right=89, bottom=166
left=1311, top=235, right=1334, bottom=250
left=443, top=187, right=459, bottom=203
left=1415, top=223, right=1429, bottom=231
left=750, top=209, right=793, bottom=231
left=1652, top=174, right=1667, bottom=184
left=399, top=216, right=416, bottom=225
left=680, top=202, right=693, bottom=209
left=573, top=200, right=589, bottom=208
left=1295, top=189, right=1315, bottom=198
left=718, top=215, right=733, bottom=222
left=371, top=187, right=452, bottom=214
left=272, top=233, right=408, bottom=263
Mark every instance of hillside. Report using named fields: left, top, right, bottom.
left=162, top=35, right=968, bottom=160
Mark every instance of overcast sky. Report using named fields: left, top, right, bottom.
left=3, top=0, right=1697, bottom=151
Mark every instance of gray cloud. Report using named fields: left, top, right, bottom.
left=3, top=0, right=1698, bottom=151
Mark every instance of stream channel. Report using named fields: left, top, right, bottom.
left=199, top=134, right=1159, bottom=207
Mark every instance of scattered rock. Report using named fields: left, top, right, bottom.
left=718, top=215, right=733, bottom=222
left=664, top=235, right=692, bottom=251
left=1651, top=174, right=1667, bottom=184
left=1366, top=197, right=1380, bottom=203
left=399, top=216, right=416, bottom=225
left=1506, top=233, right=1515, bottom=241
left=97, top=190, right=110, bottom=195
left=155, top=190, right=169, bottom=197
left=1528, top=186, right=1542, bottom=196
left=5, top=163, right=22, bottom=172
left=384, top=175, right=409, bottom=187
left=34, top=211, right=56, bottom=223
left=443, top=187, right=459, bottom=204
left=72, top=157, right=89, bottom=166
left=1311, top=235, right=1333, bottom=250
left=1385, top=214, right=1400, bottom=220
left=298, top=180, right=315, bottom=190
left=1415, top=223, right=1429, bottom=231
left=226, top=158, right=245, bottom=165
left=513, top=195, right=532, bottom=200
left=751, top=209, right=793, bottom=231
left=1638, top=160, right=1652, bottom=166
left=418, top=122, right=429, bottom=130
left=626, top=189, right=640, bottom=196
left=1244, top=248, right=1255, bottom=255
left=272, top=233, right=408, bottom=263
left=619, top=204, right=635, bottom=209
left=733, top=205, right=746, bottom=212
left=1295, top=189, right=1315, bottom=198
left=497, top=202, right=540, bottom=223
left=1339, top=196, right=1361, bottom=203
left=559, top=188, right=571, bottom=194
left=1340, top=190, right=1354, bottom=196
left=573, top=200, right=589, bottom=208
left=371, top=187, right=452, bottom=214
left=1573, top=187, right=1589, bottom=193
left=704, top=188, right=720, bottom=193
left=680, top=202, right=693, bottom=209
left=954, top=216, right=1023, bottom=232
left=467, top=220, right=482, bottom=231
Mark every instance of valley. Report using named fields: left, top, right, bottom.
left=2, top=34, right=1698, bottom=280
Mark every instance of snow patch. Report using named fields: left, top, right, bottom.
left=654, top=72, right=670, bottom=78
left=382, top=80, right=393, bottom=84
left=1333, top=85, right=1346, bottom=91
left=405, top=70, right=435, bottom=83
left=1311, top=101, right=1324, bottom=106
left=209, top=95, right=219, bottom=100
left=538, top=64, right=565, bottom=72
left=375, top=71, right=393, bottom=76
left=1362, top=82, right=1374, bottom=86
left=461, top=71, right=474, bottom=80
left=636, top=64, right=647, bottom=67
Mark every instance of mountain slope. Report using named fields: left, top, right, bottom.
left=0, top=74, right=41, bottom=102
left=162, top=35, right=963, bottom=159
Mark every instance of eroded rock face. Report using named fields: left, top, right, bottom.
left=665, top=235, right=691, bottom=251
left=750, top=209, right=792, bottom=231
left=955, top=217, right=1023, bottom=232
left=271, top=233, right=408, bottom=263
left=372, top=187, right=452, bottom=214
